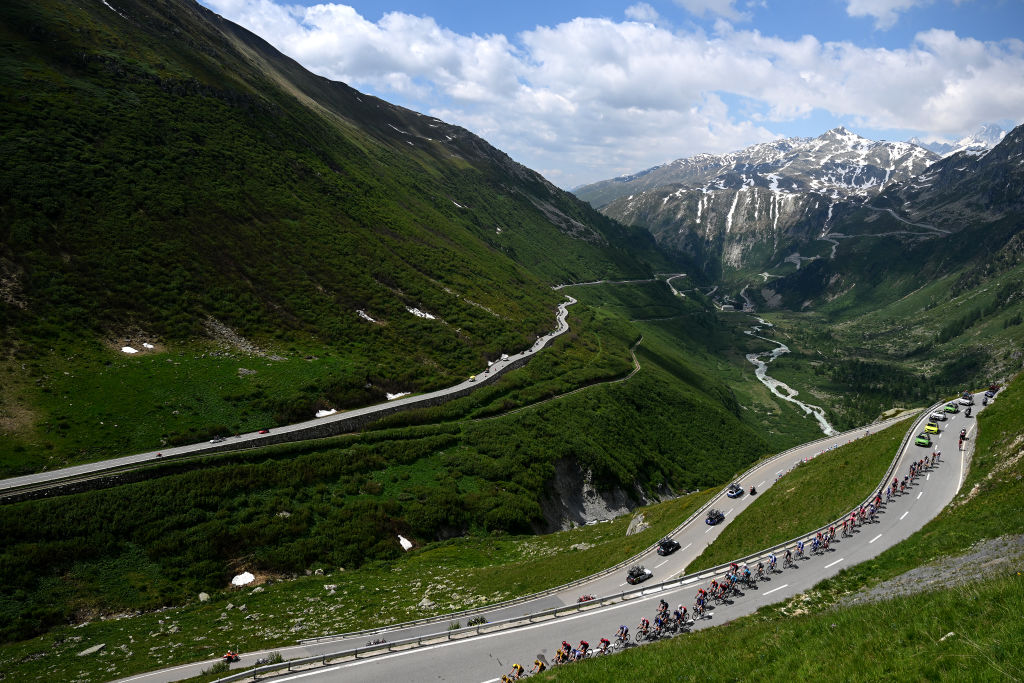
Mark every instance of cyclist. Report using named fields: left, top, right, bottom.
left=768, top=553, right=777, bottom=572
left=579, top=639, right=590, bottom=657
left=616, top=624, right=629, bottom=642
left=829, top=525, right=836, bottom=540
left=509, top=663, right=525, bottom=679
left=784, top=547, right=793, bottom=567
left=842, top=519, right=849, bottom=536
left=796, top=540, right=805, bottom=558
left=638, top=617, right=650, bottom=635
left=598, top=638, right=611, bottom=654
left=657, top=599, right=669, bottom=614
left=743, top=565, right=752, bottom=583
left=679, top=605, right=689, bottom=622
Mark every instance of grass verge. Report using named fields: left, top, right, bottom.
left=686, top=418, right=908, bottom=572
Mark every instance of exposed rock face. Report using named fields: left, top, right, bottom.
left=539, top=458, right=657, bottom=532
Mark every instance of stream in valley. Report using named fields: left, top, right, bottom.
left=744, top=317, right=837, bottom=436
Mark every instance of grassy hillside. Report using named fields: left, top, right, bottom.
left=0, top=288, right=785, bottom=645
left=538, top=371, right=1024, bottom=681
left=0, top=0, right=680, bottom=471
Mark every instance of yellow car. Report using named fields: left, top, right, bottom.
left=924, top=422, right=939, bottom=434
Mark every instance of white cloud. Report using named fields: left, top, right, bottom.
left=625, top=3, right=660, bottom=23
left=845, top=0, right=932, bottom=30
left=203, top=1, right=1024, bottom=186
left=674, top=0, right=751, bottom=21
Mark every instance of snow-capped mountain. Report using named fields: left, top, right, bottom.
left=908, top=124, right=1007, bottom=158
left=575, top=128, right=938, bottom=274
left=575, top=127, right=937, bottom=209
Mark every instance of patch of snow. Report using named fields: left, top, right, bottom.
left=398, top=535, right=414, bottom=551
left=101, top=0, right=127, bottom=18
left=386, top=392, right=410, bottom=400
left=725, top=191, right=741, bottom=233
left=406, top=307, right=436, bottom=320
left=357, top=309, right=376, bottom=323
left=231, top=572, right=255, bottom=586
left=452, top=200, right=465, bottom=209
left=121, top=346, right=138, bottom=354
left=315, top=409, right=337, bottom=418
left=495, top=226, right=502, bottom=234
left=142, top=342, right=154, bottom=349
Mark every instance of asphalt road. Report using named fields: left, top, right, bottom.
left=265, top=400, right=978, bottom=683
left=0, top=298, right=576, bottom=494
left=116, top=411, right=915, bottom=683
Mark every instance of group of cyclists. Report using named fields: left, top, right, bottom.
left=499, top=438, right=947, bottom=680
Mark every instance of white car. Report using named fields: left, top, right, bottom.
left=929, top=411, right=947, bottom=421
left=959, top=396, right=973, bottom=406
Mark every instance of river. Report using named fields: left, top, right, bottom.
left=744, top=317, right=837, bottom=436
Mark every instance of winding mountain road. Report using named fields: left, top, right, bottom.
left=206, top=400, right=978, bottom=683
left=117, top=410, right=916, bottom=683
left=0, top=298, right=578, bottom=496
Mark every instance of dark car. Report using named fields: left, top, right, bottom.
left=985, top=389, right=996, bottom=398
left=726, top=483, right=744, bottom=499
left=706, top=509, right=725, bottom=525
left=656, top=538, right=681, bottom=556
left=626, top=565, right=653, bottom=585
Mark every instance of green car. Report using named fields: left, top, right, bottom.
left=944, top=403, right=959, bottom=413
left=915, top=433, right=932, bottom=447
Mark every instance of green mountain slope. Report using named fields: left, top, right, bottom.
left=0, top=0, right=681, bottom=469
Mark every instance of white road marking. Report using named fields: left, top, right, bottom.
left=655, top=560, right=669, bottom=569
left=757, top=481, right=765, bottom=488
left=900, top=511, right=909, bottom=520
left=926, top=473, right=930, bottom=481
left=726, top=508, right=734, bottom=516
left=681, top=543, right=692, bottom=552
left=763, top=584, right=789, bottom=595
left=824, top=558, right=844, bottom=569
left=619, top=582, right=627, bottom=587
left=917, top=491, right=923, bottom=500
left=869, top=534, right=882, bottom=544
left=705, top=527, right=714, bottom=534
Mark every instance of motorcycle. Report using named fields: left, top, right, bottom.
left=577, top=594, right=596, bottom=603
left=749, top=485, right=757, bottom=495
left=965, top=406, right=972, bottom=417
left=365, top=638, right=387, bottom=646
left=222, top=651, right=240, bottom=664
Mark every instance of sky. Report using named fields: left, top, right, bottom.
left=201, top=0, right=1024, bottom=188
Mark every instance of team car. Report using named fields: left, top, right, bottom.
left=943, top=403, right=959, bottom=413
left=657, top=538, right=681, bottom=555
left=924, top=422, right=940, bottom=434
left=626, top=565, right=654, bottom=585
left=706, top=509, right=726, bottom=525
left=915, top=433, right=932, bottom=447
left=985, top=389, right=996, bottom=399
left=726, top=482, right=744, bottom=498
left=929, top=411, right=947, bottom=421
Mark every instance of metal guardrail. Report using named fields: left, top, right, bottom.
left=213, top=411, right=923, bottom=681
left=298, top=411, right=913, bottom=646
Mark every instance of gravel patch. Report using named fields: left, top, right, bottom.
left=841, top=534, right=1024, bottom=607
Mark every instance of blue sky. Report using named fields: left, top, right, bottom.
left=203, top=0, right=1024, bottom=186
